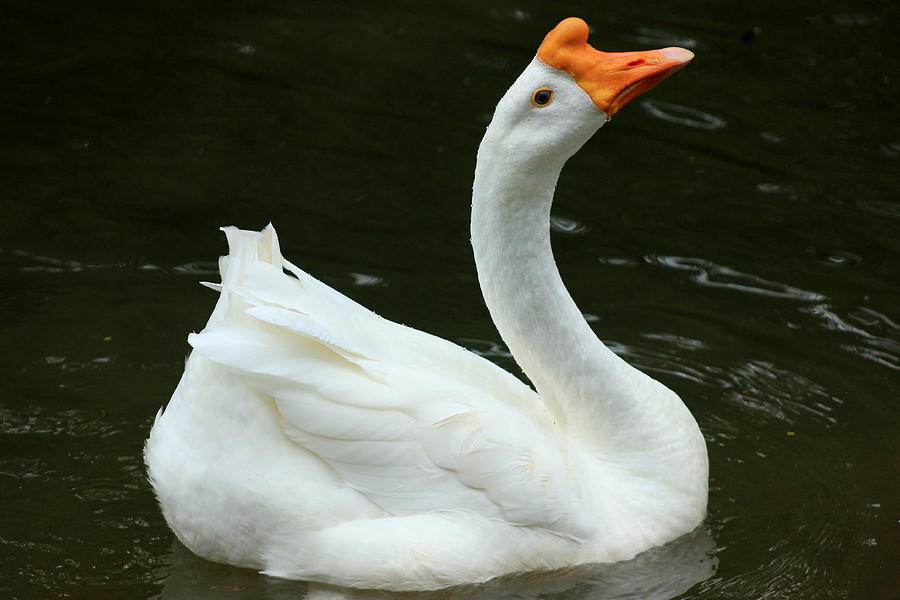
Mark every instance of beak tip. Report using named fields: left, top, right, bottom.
left=659, top=47, right=694, bottom=64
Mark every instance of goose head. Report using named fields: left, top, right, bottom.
left=482, top=17, right=693, bottom=168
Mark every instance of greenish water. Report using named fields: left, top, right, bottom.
left=1, top=1, right=897, bottom=598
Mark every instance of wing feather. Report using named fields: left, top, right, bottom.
left=189, top=226, right=587, bottom=534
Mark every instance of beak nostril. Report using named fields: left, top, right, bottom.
left=626, top=59, right=645, bottom=67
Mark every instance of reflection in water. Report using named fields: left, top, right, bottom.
left=155, top=527, right=715, bottom=600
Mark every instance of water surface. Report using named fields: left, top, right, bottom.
left=1, top=1, right=897, bottom=598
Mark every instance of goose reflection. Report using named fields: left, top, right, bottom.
left=154, top=525, right=715, bottom=600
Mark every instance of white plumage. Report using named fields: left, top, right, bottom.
left=145, top=18, right=708, bottom=591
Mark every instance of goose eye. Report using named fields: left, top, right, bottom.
left=531, top=87, right=553, bottom=107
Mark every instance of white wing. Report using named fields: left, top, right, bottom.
left=188, top=226, right=585, bottom=531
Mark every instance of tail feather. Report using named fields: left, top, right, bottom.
left=196, top=224, right=544, bottom=421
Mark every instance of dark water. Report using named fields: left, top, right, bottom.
left=2, top=1, right=897, bottom=598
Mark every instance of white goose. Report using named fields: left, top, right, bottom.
left=145, top=17, right=708, bottom=591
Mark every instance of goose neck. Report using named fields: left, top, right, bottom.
left=470, top=140, right=648, bottom=438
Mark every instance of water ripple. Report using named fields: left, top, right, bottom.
left=647, top=255, right=826, bottom=301
left=0, top=406, right=122, bottom=438
left=641, top=100, right=727, bottom=131
left=550, top=215, right=587, bottom=234
left=43, top=354, right=114, bottom=372
left=220, top=40, right=257, bottom=56
left=723, top=360, right=840, bottom=426
left=694, top=497, right=873, bottom=599
left=488, top=8, right=531, bottom=22
left=463, top=51, right=509, bottom=71
left=11, top=249, right=93, bottom=273
left=805, top=304, right=900, bottom=370
left=809, top=248, right=863, bottom=267
left=598, top=256, right=641, bottom=267
left=8, top=249, right=222, bottom=275
left=609, top=342, right=841, bottom=427
left=629, top=27, right=699, bottom=49
left=642, top=332, right=708, bottom=350
left=855, top=197, right=900, bottom=219
left=0, top=457, right=56, bottom=480
left=74, top=479, right=130, bottom=503
left=607, top=340, right=730, bottom=388
left=349, top=272, right=386, bottom=287
left=459, top=338, right=512, bottom=359
left=172, top=261, right=219, bottom=275
left=830, top=12, right=880, bottom=27
left=842, top=346, right=899, bottom=371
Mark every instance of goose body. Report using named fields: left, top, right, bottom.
left=145, top=18, right=708, bottom=591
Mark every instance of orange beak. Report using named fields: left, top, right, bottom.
left=537, top=18, right=693, bottom=117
